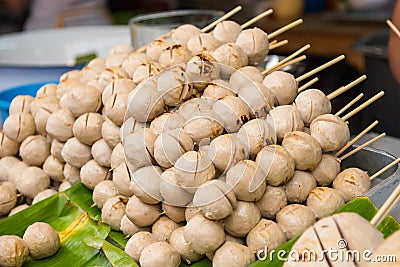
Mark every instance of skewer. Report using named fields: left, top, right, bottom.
left=298, top=77, right=319, bottom=92
left=296, top=55, right=345, bottom=82
left=370, top=157, right=400, bottom=180
left=335, top=120, right=378, bottom=157
left=136, top=5, right=243, bottom=52
left=240, top=9, right=274, bottom=29
left=262, top=44, right=311, bottom=75
left=264, top=55, right=306, bottom=75
left=341, top=91, right=385, bottom=121
left=269, top=40, right=278, bottom=45
left=335, top=93, right=364, bottom=116
left=327, top=75, right=367, bottom=100
left=269, top=39, right=288, bottom=50
left=370, top=181, right=400, bottom=227
left=201, top=6, right=243, bottom=32
left=386, top=19, right=400, bottom=38
left=339, top=133, right=386, bottom=161
left=268, top=19, right=303, bottom=40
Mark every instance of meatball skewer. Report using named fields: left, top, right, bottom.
left=310, top=91, right=384, bottom=152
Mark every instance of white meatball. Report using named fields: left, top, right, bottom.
left=212, top=43, right=248, bottom=77
left=236, top=119, right=276, bottom=159
left=229, top=66, right=264, bottom=93
left=256, top=185, right=287, bottom=219
left=146, top=38, right=174, bottom=61
left=202, top=79, right=235, bottom=101
left=267, top=105, right=304, bottom=141
left=139, top=241, right=181, bottom=267
left=187, top=33, right=220, bottom=55
left=159, top=45, right=191, bottom=69
left=213, top=20, right=242, bottom=44
left=207, top=134, right=249, bottom=173
left=213, top=241, right=255, bottom=267
left=224, top=201, right=261, bottom=237
left=311, top=154, right=341, bottom=186
left=262, top=71, right=298, bottom=105
left=285, top=170, right=317, bottom=203
left=212, top=96, right=250, bottom=133
left=185, top=53, right=220, bottom=90
left=294, top=89, right=332, bottom=125
left=236, top=27, right=269, bottom=65
left=276, top=204, right=316, bottom=240
left=307, top=187, right=345, bottom=219
left=255, top=145, right=295, bottom=186
left=157, top=66, right=193, bottom=107
left=332, top=167, right=371, bottom=202
left=183, top=214, right=225, bottom=254
left=246, top=219, right=286, bottom=253
left=310, top=114, right=350, bottom=152
left=282, top=131, right=322, bottom=171
left=238, top=82, right=275, bottom=119
left=172, top=24, right=201, bottom=45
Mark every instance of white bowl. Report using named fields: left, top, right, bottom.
left=0, top=25, right=130, bottom=91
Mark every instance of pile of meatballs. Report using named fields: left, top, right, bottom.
left=0, top=19, right=376, bottom=267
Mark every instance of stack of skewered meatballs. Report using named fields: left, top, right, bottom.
left=0, top=19, right=377, bottom=267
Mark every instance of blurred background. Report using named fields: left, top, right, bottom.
left=0, top=0, right=399, bottom=138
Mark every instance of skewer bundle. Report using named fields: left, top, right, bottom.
left=0, top=6, right=397, bottom=267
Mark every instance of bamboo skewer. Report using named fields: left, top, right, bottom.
left=371, top=181, right=400, bottom=227
left=327, top=75, right=367, bottom=100
left=269, top=40, right=278, bottom=45
left=269, top=39, right=288, bottom=50
left=335, top=120, right=378, bottom=157
left=264, top=55, right=306, bottom=75
left=296, top=55, right=345, bottom=82
left=341, top=91, right=385, bottom=121
left=263, top=44, right=311, bottom=75
left=268, top=19, right=303, bottom=40
left=370, top=157, right=400, bottom=180
left=298, top=77, right=319, bottom=92
left=386, top=19, right=400, bottom=38
left=339, top=133, right=386, bottom=161
left=335, top=93, right=364, bottom=116
left=241, top=9, right=274, bottom=29
left=201, top=6, right=243, bottom=32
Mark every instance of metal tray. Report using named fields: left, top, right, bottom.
left=342, top=145, right=400, bottom=220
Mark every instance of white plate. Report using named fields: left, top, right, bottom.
left=0, top=25, right=130, bottom=67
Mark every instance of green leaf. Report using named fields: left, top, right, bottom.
left=102, top=240, right=139, bottom=267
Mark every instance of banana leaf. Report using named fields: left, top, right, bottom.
left=0, top=184, right=137, bottom=267
left=0, top=183, right=398, bottom=267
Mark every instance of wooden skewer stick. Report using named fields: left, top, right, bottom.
left=341, top=91, right=385, bottom=121
left=327, top=75, right=367, bottom=100
left=339, top=133, right=386, bottom=161
left=335, top=93, right=364, bottom=116
left=268, top=19, right=303, bottom=40
left=298, top=77, right=319, bottom=92
left=269, top=39, right=288, bottom=50
left=370, top=157, right=400, bottom=180
left=335, top=120, right=378, bottom=157
left=201, top=6, right=243, bottom=32
left=269, top=40, right=278, bottom=45
left=371, top=181, right=400, bottom=228
left=241, top=9, right=274, bottom=29
left=264, top=55, right=307, bottom=75
left=386, top=19, right=400, bottom=39
left=136, top=5, right=243, bottom=52
left=296, top=55, right=345, bottom=82
left=263, top=44, right=311, bottom=75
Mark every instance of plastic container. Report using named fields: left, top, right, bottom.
left=353, top=30, right=400, bottom=138
left=129, top=9, right=224, bottom=48
left=0, top=82, right=55, bottom=126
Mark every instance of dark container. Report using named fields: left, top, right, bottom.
left=353, top=30, right=400, bottom=138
